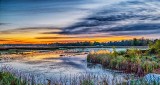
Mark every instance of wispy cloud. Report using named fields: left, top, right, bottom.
left=0, top=27, right=59, bottom=34
left=55, top=0, right=160, bottom=37
left=1, top=0, right=118, bottom=30
left=35, top=37, right=78, bottom=39
left=0, top=23, right=10, bottom=25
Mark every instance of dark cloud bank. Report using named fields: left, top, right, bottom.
left=56, top=0, right=160, bottom=37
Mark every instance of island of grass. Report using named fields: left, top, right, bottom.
left=87, top=40, right=160, bottom=76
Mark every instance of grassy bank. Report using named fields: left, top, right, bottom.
left=1, top=70, right=159, bottom=85
left=0, top=70, right=122, bottom=85
left=0, top=71, right=157, bottom=85
left=87, top=40, right=160, bottom=76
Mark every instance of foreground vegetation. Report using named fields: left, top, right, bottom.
left=0, top=70, right=159, bottom=85
left=87, top=40, right=160, bottom=76
left=0, top=68, right=126, bottom=85
left=0, top=72, right=26, bottom=85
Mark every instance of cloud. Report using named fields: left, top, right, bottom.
left=0, top=39, right=9, bottom=41
left=1, top=0, right=117, bottom=29
left=35, top=37, right=78, bottom=39
left=54, top=0, right=160, bottom=37
left=0, top=23, right=9, bottom=25
left=108, top=29, right=160, bottom=36
left=0, top=27, right=59, bottom=34
left=35, top=34, right=112, bottom=39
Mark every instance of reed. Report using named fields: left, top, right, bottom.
left=1, top=66, right=159, bottom=85
left=0, top=72, right=27, bottom=85
left=87, top=48, right=160, bottom=76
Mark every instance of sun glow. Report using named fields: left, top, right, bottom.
left=0, top=33, right=140, bottom=44
left=0, top=27, right=141, bottom=44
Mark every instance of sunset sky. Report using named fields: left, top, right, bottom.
left=0, top=0, right=160, bottom=44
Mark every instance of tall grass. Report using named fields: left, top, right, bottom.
left=0, top=65, right=131, bottom=85
left=0, top=72, right=27, bottom=85
left=87, top=48, right=160, bottom=76
left=1, top=65, right=159, bottom=85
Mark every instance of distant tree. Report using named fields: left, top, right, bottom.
left=132, top=38, right=138, bottom=46
left=35, top=38, right=159, bottom=47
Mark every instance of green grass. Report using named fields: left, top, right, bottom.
left=0, top=72, right=27, bottom=85
left=0, top=71, right=119, bottom=85
left=0, top=71, right=158, bottom=85
left=87, top=49, right=160, bottom=76
left=118, top=78, right=159, bottom=85
left=81, top=80, right=94, bottom=85
left=87, top=40, right=160, bottom=76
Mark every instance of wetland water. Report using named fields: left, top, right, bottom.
left=0, top=48, right=146, bottom=84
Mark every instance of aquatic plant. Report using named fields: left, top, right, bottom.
left=0, top=72, right=27, bottom=85
left=1, top=66, right=159, bottom=85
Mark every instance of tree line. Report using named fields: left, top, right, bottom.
left=1, top=38, right=159, bottom=46
left=51, top=38, right=159, bottom=46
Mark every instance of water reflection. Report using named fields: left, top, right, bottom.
left=0, top=48, right=137, bottom=84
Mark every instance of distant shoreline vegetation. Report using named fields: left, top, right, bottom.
left=0, top=38, right=159, bottom=47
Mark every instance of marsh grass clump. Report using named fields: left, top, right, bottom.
left=87, top=40, right=160, bottom=76
left=1, top=65, right=138, bottom=85
left=0, top=71, right=27, bottom=85
left=0, top=69, right=125, bottom=85
left=81, top=80, right=94, bottom=85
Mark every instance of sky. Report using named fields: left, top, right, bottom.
left=0, top=0, right=160, bottom=44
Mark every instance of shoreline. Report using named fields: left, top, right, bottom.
left=0, top=46, right=148, bottom=50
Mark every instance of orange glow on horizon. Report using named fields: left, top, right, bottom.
left=0, top=35, right=141, bottom=44
left=0, top=28, right=141, bottom=44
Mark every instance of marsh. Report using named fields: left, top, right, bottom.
left=0, top=48, right=138, bottom=84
